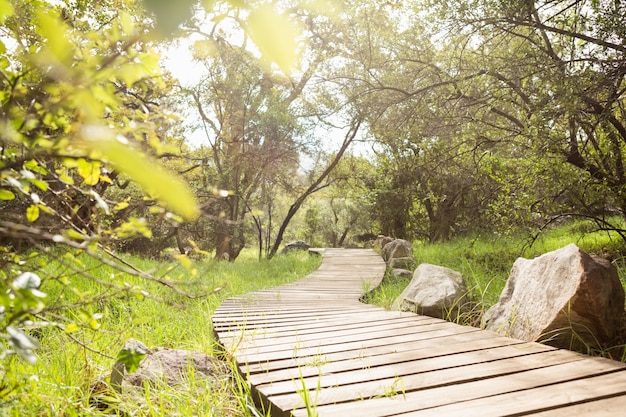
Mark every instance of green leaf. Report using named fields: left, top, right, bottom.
left=118, top=11, right=135, bottom=35
left=88, top=317, right=100, bottom=330
left=0, top=0, right=14, bottom=23
left=35, top=10, right=73, bottom=66
left=24, top=160, right=48, bottom=175
left=80, top=125, right=200, bottom=220
left=114, top=201, right=129, bottom=211
left=116, top=346, right=147, bottom=374
left=77, top=158, right=101, bottom=186
left=56, top=169, right=75, bottom=185
left=0, top=189, right=15, bottom=200
left=28, top=178, right=49, bottom=192
left=247, top=4, right=299, bottom=73
left=65, top=323, right=79, bottom=334
left=65, top=229, right=88, bottom=241
left=38, top=204, right=54, bottom=215
left=116, top=63, right=149, bottom=86
left=175, top=254, right=192, bottom=269
left=26, top=205, right=40, bottom=222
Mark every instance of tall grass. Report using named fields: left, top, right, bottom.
left=365, top=218, right=626, bottom=324
left=2, top=249, right=321, bottom=416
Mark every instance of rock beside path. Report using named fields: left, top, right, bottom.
left=111, top=339, right=228, bottom=393
left=381, top=239, right=412, bottom=262
left=483, top=244, right=625, bottom=351
left=393, top=263, right=469, bottom=320
left=280, top=240, right=310, bottom=254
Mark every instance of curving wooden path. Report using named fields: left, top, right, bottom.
left=212, top=248, right=626, bottom=416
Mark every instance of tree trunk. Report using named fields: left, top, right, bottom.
left=267, top=118, right=362, bottom=258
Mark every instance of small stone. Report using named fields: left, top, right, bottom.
left=111, top=339, right=228, bottom=394
left=391, top=269, right=413, bottom=279
left=374, top=236, right=394, bottom=251
left=388, top=257, right=416, bottom=271
left=280, top=240, right=310, bottom=254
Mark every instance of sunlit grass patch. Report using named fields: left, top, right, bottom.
left=2, top=249, right=320, bottom=416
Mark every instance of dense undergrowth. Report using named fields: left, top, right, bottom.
left=0, top=250, right=321, bottom=416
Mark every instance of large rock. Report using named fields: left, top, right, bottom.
left=483, top=244, right=625, bottom=351
left=392, top=263, right=469, bottom=320
left=382, top=239, right=412, bottom=262
left=111, top=339, right=228, bottom=393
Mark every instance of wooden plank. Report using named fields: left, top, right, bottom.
left=234, top=321, right=479, bottom=363
left=215, top=300, right=366, bottom=311
left=213, top=304, right=380, bottom=319
left=214, top=311, right=419, bottom=333
left=213, top=310, right=402, bottom=335
left=213, top=308, right=375, bottom=326
left=217, top=313, right=429, bottom=341
left=393, top=366, right=626, bottom=417
left=258, top=342, right=556, bottom=397
left=528, top=395, right=626, bottom=416
left=227, top=316, right=443, bottom=350
left=248, top=331, right=527, bottom=384
left=289, top=357, right=624, bottom=417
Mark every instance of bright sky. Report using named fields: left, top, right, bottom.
left=161, top=39, right=204, bottom=87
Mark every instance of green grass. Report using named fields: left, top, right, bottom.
left=1, top=249, right=321, bottom=416
left=365, top=218, right=626, bottom=328
left=6, top=218, right=626, bottom=415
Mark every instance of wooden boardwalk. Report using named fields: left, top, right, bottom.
left=212, top=248, right=626, bottom=416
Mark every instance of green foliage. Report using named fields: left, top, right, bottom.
left=0, top=0, right=204, bottom=383
left=0, top=0, right=340, bottom=413
left=317, top=0, right=626, bottom=245
left=115, top=345, right=148, bottom=375
left=246, top=3, right=299, bottom=73
left=0, top=250, right=320, bottom=414
left=0, top=0, right=207, bottom=411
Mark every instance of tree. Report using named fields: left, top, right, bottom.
left=267, top=117, right=362, bottom=257
left=312, top=0, right=625, bottom=241
left=0, top=0, right=210, bottom=394
left=309, top=0, right=502, bottom=241
left=176, top=0, right=369, bottom=259
left=185, top=37, right=301, bottom=260
left=312, top=155, right=377, bottom=246
left=421, top=0, right=626, bottom=234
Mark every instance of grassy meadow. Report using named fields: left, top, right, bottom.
left=2, top=250, right=321, bottom=416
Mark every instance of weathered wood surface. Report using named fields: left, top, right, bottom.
left=212, top=248, right=626, bottom=416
